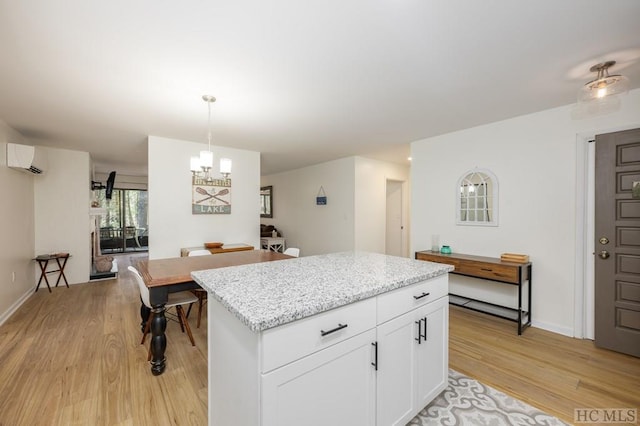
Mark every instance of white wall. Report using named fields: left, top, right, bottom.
left=411, top=89, right=640, bottom=336
left=354, top=157, right=410, bottom=256
left=148, top=136, right=260, bottom=260
left=0, top=122, right=35, bottom=325
left=34, top=147, right=91, bottom=285
left=260, top=157, right=356, bottom=256
left=261, top=156, right=410, bottom=257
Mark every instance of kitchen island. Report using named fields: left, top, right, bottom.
left=192, top=251, right=453, bottom=426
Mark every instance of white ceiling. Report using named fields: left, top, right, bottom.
left=1, top=1, right=639, bottom=176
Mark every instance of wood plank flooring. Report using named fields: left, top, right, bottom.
left=449, top=306, right=640, bottom=424
left=0, top=254, right=637, bottom=425
left=0, top=253, right=208, bottom=426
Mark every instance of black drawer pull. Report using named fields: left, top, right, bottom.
left=421, top=317, right=428, bottom=341
left=480, top=268, right=493, bottom=272
left=371, top=342, right=378, bottom=370
left=320, top=323, right=348, bottom=336
left=413, top=292, right=430, bottom=300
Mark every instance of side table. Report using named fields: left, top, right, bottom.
left=260, top=237, right=286, bottom=253
left=33, top=253, right=71, bottom=293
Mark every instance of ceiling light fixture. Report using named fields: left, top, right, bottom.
left=190, top=95, right=231, bottom=181
left=578, top=61, right=629, bottom=103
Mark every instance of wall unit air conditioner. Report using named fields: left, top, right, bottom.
left=6, top=143, right=47, bottom=175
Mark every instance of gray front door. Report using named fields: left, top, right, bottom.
left=595, top=128, right=640, bottom=357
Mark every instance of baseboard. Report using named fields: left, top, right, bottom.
left=531, top=319, right=573, bottom=337
left=0, top=288, right=33, bottom=327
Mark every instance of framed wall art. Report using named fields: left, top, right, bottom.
left=192, top=176, right=231, bottom=214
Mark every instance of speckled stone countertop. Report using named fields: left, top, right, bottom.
left=191, top=251, right=453, bottom=332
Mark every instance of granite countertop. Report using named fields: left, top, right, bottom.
left=191, top=251, right=453, bottom=332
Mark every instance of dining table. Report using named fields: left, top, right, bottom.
left=136, top=249, right=292, bottom=375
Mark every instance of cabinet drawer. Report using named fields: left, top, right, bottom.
left=455, top=261, right=519, bottom=284
left=376, top=275, right=448, bottom=325
left=261, top=297, right=377, bottom=373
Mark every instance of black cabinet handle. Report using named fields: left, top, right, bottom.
left=371, top=342, right=378, bottom=371
left=320, top=323, right=348, bottom=336
left=480, top=268, right=493, bottom=272
left=415, top=320, right=422, bottom=344
left=413, top=292, right=430, bottom=300
left=421, top=317, right=427, bottom=341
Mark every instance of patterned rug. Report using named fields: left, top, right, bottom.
left=408, top=369, right=569, bottom=425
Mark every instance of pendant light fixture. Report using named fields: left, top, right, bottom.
left=578, top=61, right=629, bottom=103
left=190, top=95, right=232, bottom=181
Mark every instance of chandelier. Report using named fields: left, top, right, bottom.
left=190, top=95, right=232, bottom=181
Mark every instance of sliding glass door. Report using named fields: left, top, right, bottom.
left=98, top=189, right=148, bottom=253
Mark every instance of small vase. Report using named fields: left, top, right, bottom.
left=440, top=245, right=452, bottom=254
left=431, top=234, right=440, bottom=253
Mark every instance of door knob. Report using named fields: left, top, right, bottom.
left=598, top=250, right=610, bottom=259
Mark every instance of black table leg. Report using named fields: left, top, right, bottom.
left=145, top=283, right=195, bottom=375
left=150, top=304, right=167, bottom=375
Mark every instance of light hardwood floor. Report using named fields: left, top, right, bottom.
left=449, top=306, right=640, bottom=423
left=0, top=254, right=638, bottom=425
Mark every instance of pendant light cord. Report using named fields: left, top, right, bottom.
left=207, top=99, right=212, bottom=152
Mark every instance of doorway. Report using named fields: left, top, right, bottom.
left=386, top=180, right=405, bottom=257
left=98, top=189, right=149, bottom=253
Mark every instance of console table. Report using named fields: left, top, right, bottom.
left=415, top=250, right=531, bottom=334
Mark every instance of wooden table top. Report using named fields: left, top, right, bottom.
left=137, top=249, right=292, bottom=287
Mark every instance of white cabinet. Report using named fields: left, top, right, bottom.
left=415, top=297, right=449, bottom=411
left=262, top=329, right=377, bottom=426
left=208, top=275, right=449, bottom=426
left=376, top=294, right=449, bottom=425
left=376, top=306, right=418, bottom=425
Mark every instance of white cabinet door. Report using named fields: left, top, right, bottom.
left=415, top=297, right=449, bottom=410
left=262, top=329, right=377, bottom=426
left=376, top=296, right=449, bottom=426
left=376, top=307, right=418, bottom=426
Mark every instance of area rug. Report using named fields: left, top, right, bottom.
left=408, top=369, right=569, bottom=425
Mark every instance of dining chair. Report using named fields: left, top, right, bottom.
left=186, top=249, right=212, bottom=328
left=283, top=247, right=300, bottom=257
left=128, top=266, right=198, bottom=360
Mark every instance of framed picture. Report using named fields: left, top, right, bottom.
left=192, top=177, right=231, bottom=214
